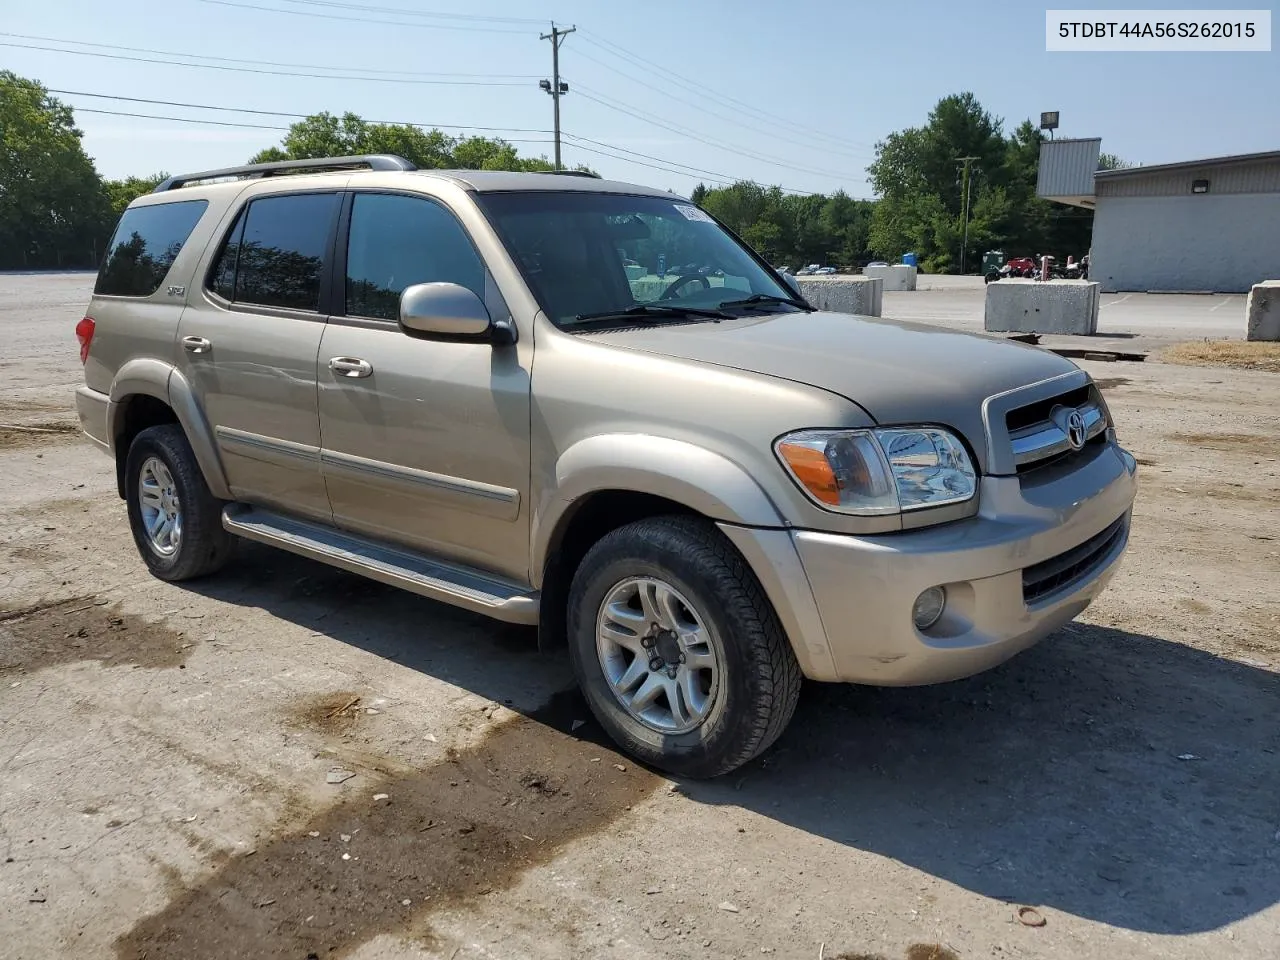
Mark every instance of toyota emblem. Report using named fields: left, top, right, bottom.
left=1066, top=410, right=1087, bottom=450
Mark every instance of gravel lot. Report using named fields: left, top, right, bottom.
left=2, top=272, right=1278, bottom=960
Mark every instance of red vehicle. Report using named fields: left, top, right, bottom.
left=1005, top=256, right=1037, bottom=277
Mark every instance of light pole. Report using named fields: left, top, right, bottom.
left=956, top=155, right=979, bottom=274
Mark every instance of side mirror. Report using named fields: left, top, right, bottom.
left=780, top=272, right=803, bottom=298
left=399, top=282, right=492, bottom=339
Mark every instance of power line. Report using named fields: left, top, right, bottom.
left=562, top=137, right=818, bottom=195
left=569, top=44, right=872, bottom=163
left=194, top=0, right=533, bottom=34
left=564, top=133, right=872, bottom=198
left=0, top=32, right=541, bottom=78
left=0, top=40, right=532, bottom=85
left=49, top=89, right=553, bottom=134
left=261, top=0, right=548, bottom=23
left=563, top=132, right=740, bottom=181
left=571, top=85, right=862, bottom=182
left=562, top=140, right=733, bottom=189
left=70, top=106, right=555, bottom=144
left=72, top=107, right=288, bottom=131
left=51, top=88, right=838, bottom=194
left=577, top=29, right=876, bottom=153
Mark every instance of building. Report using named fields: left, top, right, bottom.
left=1037, top=140, right=1280, bottom=293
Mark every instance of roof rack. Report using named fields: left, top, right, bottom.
left=531, top=169, right=601, bottom=179
left=153, top=154, right=417, bottom=192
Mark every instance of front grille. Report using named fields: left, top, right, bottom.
left=1022, top=516, right=1126, bottom=605
left=1005, top=384, right=1108, bottom=475
left=1005, top=385, right=1091, bottom=433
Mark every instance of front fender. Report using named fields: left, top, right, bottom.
left=108, top=359, right=232, bottom=500
left=532, top=433, right=786, bottom=578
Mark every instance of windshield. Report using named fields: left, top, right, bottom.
left=476, top=191, right=798, bottom=327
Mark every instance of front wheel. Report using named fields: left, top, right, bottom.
left=567, top=516, right=802, bottom=778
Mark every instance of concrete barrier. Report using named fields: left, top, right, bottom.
left=796, top=276, right=883, bottom=317
left=863, top=264, right=917, bottom=291
left=1246, top=280, right=1280, bottom=341
left=984, top=279, right=1100, bottom=335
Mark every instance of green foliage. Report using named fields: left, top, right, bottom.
left=250, top=111, right=591, bottom=174
left=104, top=173, right=168, bottom=218
left=699, top=94, right=1097, bottom=274
left=698, top=182, right=874, bottom=268
left=1097, top=152, right=1132, bottom=171
left=866, top=94, right=1097, bottom=272
left=0, top=71, right=112, bottom=269
left=0, top=73, right=1103, bottom=279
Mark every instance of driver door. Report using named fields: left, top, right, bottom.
left=316, top=191, right=532, bottom=582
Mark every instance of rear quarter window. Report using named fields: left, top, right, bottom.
left=95, top=200, right=209, bottom=297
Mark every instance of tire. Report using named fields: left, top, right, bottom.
left=124, top=424, right=234, bottom=581
left=566, top=516, right=802, bottom=778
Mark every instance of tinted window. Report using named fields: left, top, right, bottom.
left=234, top=193, right=339, bottom=311
left=345, top=193, right=485, bottom=320
left=209, top=209, right=245, bottom=301
left=95, top=200, right=208, bottom=297
left=477, top=192, right=791, bottom=327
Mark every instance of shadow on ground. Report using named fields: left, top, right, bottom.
left=186, top=543, right=1280, bottom=938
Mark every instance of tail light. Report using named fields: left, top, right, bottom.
left=76, top=317, right=96, bottom=364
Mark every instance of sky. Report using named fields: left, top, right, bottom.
left=3, top=0, right=1277, bottom=197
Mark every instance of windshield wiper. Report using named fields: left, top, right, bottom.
left=718, top=293, right=814, bottom=312
left=572, top=303, right=733, bottom=326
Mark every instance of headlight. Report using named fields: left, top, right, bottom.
left=775, top=427, right=976, bottom=515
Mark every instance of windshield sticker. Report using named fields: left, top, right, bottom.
left=674, top=204, right=714, bottom=223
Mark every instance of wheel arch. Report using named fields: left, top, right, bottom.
left=532, top=434, right=788, bottom=651
left=108, top=359, right=231, bottom=500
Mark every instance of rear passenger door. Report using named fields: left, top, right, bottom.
left=316, top=190, right=532, bottom=581
left=179, top=190, right=341, bottom=520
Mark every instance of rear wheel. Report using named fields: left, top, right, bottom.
left=567, top=516, right=802, bottom=778
left=125, top=424, right=234, bottom=581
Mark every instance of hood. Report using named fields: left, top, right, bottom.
left=586, top=310, right=1081, bottom=470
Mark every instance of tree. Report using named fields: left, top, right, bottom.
left=104, top=173, right=168, bottom=219
left=0, top=71, right=111, bottom=268
left=694, top=182, right=874, bottom=268
left=250, top=112, right=582, bottom=174
left=864, top=94, right=1099, bottom=270
left=1097, top=152, right=1133, bottom=171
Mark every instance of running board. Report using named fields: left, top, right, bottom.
left=222, top=505, right=539, bottom=624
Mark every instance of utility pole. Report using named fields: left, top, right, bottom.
left=539, top=22, right=575, bottom=170
left=956, top=156, right=979, bottom=275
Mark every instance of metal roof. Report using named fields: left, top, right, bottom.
left=1095, top=149, right=1280, bottom=179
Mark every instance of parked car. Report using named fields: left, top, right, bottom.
left=76, top=155, right=1137, bottom=778
left=865, top=261, right=889, bottom=269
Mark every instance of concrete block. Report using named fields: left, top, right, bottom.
left=796, top=276, right=883, bottom=317
left=1246, top=280, right=1280, bottom=341
left=984, top=279, right=1099, bottom=335
left=863, top=264, right=917, bottom=291
left=891, top=264, right=917, bottom=291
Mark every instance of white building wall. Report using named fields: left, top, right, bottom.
left=1090, top=193, right=1280, bottom=293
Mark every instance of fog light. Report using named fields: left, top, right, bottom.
left=912, top=587, right=946, bottom=630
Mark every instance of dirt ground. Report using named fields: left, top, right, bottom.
left=1, top=272, right=1278, bottom=960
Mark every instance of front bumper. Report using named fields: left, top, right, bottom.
left=721, top=441, right=1137, bottom=685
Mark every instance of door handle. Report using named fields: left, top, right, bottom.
left=329, top=357, right=373, bottom=378
left=182, top=336, right=212, bottom=354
